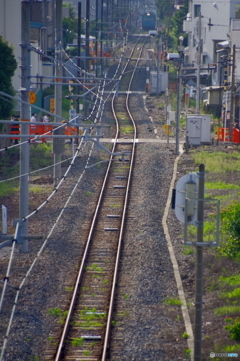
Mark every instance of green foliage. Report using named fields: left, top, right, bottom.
left=0, top=180, right=18, bottom=197
left=47, top=308, right=62, bottom=317
left=225, top=344, right=240, bottom=352
left=62, top=17, right=78, bottom=48
left=222, top=288, right=240, bottom=299
left=62, top=2, right=78, bottom=48
left=182, top=332, right=190, bottom=339
left=187, top=221, right=216, bottom=243
left=86, top=263, right=103, bottom=272
left=71, top=337, right=84, bottom=347
left=184, top=349, right=191, bottom=359
left=214, top=305, right=240, bottom=316
left=219, top=274, right=240, bottom=287
left=30, top=143, right=53, bottom=170
left=164, top=297, right=182, bottom=306
left=224, top=317, right=240, bottom=340
left=192, top=151, right=240, bottom=173
left=182, top=246, right=195, bottom=255
left=220, top=203, right=240, bottom=259
left=0, top=36, right=18, bottom=119
left=155, top=0, right=174, bottom=20
left=206, top=181, right=240, bottom=190
left=169, top=0, right=189, bottom=44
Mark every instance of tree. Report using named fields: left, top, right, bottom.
left=62, top=2, right=79, bottom=48
left=170, top=0, right=189, bottom=42
left=0, top=36, right=17, bottom=120
left=155, top=0, right=174, bottom=21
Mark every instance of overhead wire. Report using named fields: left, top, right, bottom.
left=0, top=133, right=96, bottom=361
left=0, top=63, right=119, bottom=354
left=0, top=15, right=135, bottom=359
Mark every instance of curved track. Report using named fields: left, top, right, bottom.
left=52, top=36, right=146, bottom=361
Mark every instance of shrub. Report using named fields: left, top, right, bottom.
left=224, top=317, right=240, bottom=340
left=220, top=203, right=240, bottom=259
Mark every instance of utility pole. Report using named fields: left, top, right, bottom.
left=51, top=0, right=56, bottom=51
left=85, top=0, right=90, bottom=74
left=77, top=1, right=82, bottom=114
left=194, top=163, right=205, bottom=361
left=230, top=44, right=236, bottom=142
left=84, top=0, right=90, bottom=117
left=176, top=36, right=184, bottom=155
left=53, top=0, right=64, bottom=186
left=95, top=0, right=99, bottom=76
left=20, top=0, right=31, bottom=253
left=157, top=36, right=161, bottom=96
left=100, top=0, right=104, bottom=75
left=196, top=13, right=202, bottom=114
left=42, top=0, right=48, bottom=53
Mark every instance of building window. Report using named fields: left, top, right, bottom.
left=236, top=4, right=240, bottom=19
left=194, top=5, right=201, bottom=18
left=202, top=55, right=208, bottom=65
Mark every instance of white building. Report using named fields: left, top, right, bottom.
left=0, top=0, right=56, bottom=91
left=0, top=0, right=22, bottom=91
left=183, top=0, right=240, bottom=85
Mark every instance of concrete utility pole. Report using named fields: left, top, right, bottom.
left=53, top=0, right=64, bottom=186
left=100, top=0, right=104, bottom=75
left=95, top=0, right=99, bottom=76
left=176, top=36, right=184, bottom=155
left=20, top=0, right=31, bottom=253
left=42, top=0, right=48, bottom=54
left=85, top=0, right=90, bottom=74
left=194, top=163, right=205, bottom=361
left=196, top=13, right=202, bottom=114
left=230, top=44, right=236, bottom=142
left=77, top=1, right=82, bottom=114
left=157, top=36, right=161, bottom=96
left=51, top=0, right=56, bottom=51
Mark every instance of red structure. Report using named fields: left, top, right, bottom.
left=217, top=127, right=240, bottom=144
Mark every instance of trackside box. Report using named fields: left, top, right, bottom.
left=149, top=71, right=168, bottom=95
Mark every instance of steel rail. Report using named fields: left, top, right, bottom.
left=101, top=36, right=147, bottom=360
left=54, top=36, right=145, bottom=361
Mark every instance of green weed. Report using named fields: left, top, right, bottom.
left=224, top=317, right=240, bottom=340
left=214, top=305, right=240, bottom=316
left=219, top=274, right=240, bottom=287
left=71, top=337, right=84, bottom=346
left=184, top=348, right=191, bottom=359
left=86, top=263, right=103, bottom=272
left=182, top=246, right=194, bottom=255
left=224, top=344, right=240, bottom=352
left=0, top=181, right=19, bottom=197
left=65, top=286, right=73, bottom=292
left=193, top=151, right=240, bottom=173
left=164, top=297, right=182, bottom=306
left=221, top=288, right=240, bottom=299
left=47, top=308, right=62, bottom=317
left=220, top=202, right=240, bottom=259
left=206, top=181, right=240, bottom=190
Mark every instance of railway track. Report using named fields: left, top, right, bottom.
left=45, top=36, right=147, bottom=361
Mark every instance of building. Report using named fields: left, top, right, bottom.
left=183, top=0, right=240, bottom=122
